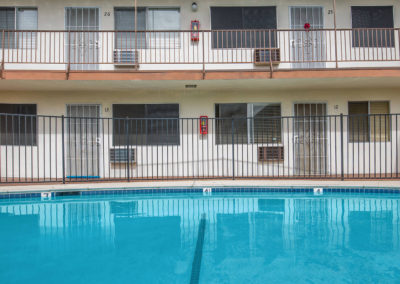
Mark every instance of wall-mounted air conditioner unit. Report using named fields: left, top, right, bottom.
left=109, top=148, right=136, bottom=164
left=113, top=50, right=139, bottom=67
left=258, top=146, right=284, bottom=162
left=254, top=48, right=281, bottom=66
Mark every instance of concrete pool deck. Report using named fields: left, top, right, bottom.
left=0, top=180, right=399, bottom=193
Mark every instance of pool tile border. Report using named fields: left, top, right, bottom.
left=0, top=186, right=399, bottom=200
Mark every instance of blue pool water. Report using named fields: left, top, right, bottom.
left=0, top=191, right=400, bottom=283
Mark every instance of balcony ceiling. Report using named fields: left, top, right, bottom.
left=0, top=75, right=399, bottom=92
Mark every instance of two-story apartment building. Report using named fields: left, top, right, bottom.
left=0, top=0, right=399, bottom=183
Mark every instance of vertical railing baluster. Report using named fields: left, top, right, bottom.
left=126, top=117, right=130, bottom=182
left=231, top=118, right=235, bottom=180
left=61, top=115, right=65, bottom=184
left=1, top=30, right=5, bottom=78
left=340, top=113, right=344, bottom=181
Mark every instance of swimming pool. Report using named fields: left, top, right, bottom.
left=0, top=189, right=399, bottom=283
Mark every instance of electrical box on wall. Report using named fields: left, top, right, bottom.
left=191, top=20, right=200, bottom=41
left=200, top=116, right=208, bottom=135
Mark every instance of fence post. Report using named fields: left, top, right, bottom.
left=1, top=30, right=5, bottom=79
left=202, top=31, right=205, bottom=79
left=232, top=119, right=235, bottom=180
left=61, top=115, right=66, bottom=184
left=126, top=118, right=130, bottom=182
left=340, top=113, right=344, bottom=181
left=67, top=31, right=71, bottom=79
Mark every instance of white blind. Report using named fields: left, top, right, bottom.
left=17, top=8, right=37, bottom=49
left=147, top=8, right=180, bottom=49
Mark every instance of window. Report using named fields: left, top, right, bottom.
left=114, top=7, right=146, bottom=49
left=114, top=7, right=180, bottom=49
left=113, top=104, right=179, bottom=146
left=0, top=7, right=37, bottom=48
left=215, top=103, right=281, bottom=144
left=0, top=104, right=37, bottom=146
left=351, top=6, right=394, bottom=47
left=348, top=101, right=390, bottom=142
left=211, top=7, right=277, bottom=48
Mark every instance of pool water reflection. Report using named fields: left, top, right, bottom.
left=0, top=192, right=399, bottom=283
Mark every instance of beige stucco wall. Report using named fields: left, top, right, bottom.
left=0, top=84, right=398, bottom=180
left=0, top=86, right=398, bottom=117
left=0, top=0, right=399, bottom=30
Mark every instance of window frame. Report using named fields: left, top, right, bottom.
left=350, top=6, right=394, bottom=48
left=113, top=6, right=181, bottom=49
left=210, top=6, right=278, bottom=49
left=0, top=103, right=38, bottom=146
left=215, top=103, right=282, bottom=145
left=348, top=101, right=391, bottom=143
left=112, top=103, right=180, bottom=146
left=0, top=7, right=38, bottom=49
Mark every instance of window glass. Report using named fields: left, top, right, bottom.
left=215, top=103, right=247, bottom=144
left=211, top=7, right=277, bottom=48
left=351, top=6, right=394, bottom=47
left=147, top=8, right=180, bottom=31
left=252, top=104, right=281, bottom=143
left=0, top=7, right=38, bottom=48
left=348, top=101, right=390, bottom=142
left=0, top=8, right=15, bottom=48
left=0, top=8, right=15, bottom=30
left=17, top=8, right=37, bottom=48
left=113, top=104, right=179, bottom=146
left=215, top=103, right=281, bottom=144
left=147, top=8, right=180, bottom=49
left=0, top=104, right=37, bottom=146
left=348, top=102, right=369, bottom=142
left=114, top=7, right=146, bottom=49
left=370, top=102, right=390, bottom=142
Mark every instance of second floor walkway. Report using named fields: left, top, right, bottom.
left=2, top=28, right=400, bottom=81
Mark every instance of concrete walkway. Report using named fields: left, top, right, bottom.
left=0, top=180, right=399, bottom=193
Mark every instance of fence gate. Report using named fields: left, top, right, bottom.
left=294, top=103, right=328, bottom=175
left=66, top=105, right=101, bottom=179
left=65, top=7, right=100, bottom=70
left=290, top=6, right=325, bottom=69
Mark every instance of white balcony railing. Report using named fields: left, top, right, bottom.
left=0, top=28, right=400, bottom=71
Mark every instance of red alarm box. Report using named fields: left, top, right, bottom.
left=191, top=20, right=200, bottom=41
left=200, top=116, right=208, bottom=135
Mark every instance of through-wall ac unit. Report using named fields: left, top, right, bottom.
left=254, top=48, right=281, bottom=65
left=113, top=50, right=139, bottom=66
left=109, top=148, right=136, bottom=163
left=258, top=146, right=284, bottom=162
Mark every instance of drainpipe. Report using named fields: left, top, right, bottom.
left=333, top=0, right=338, bottom=69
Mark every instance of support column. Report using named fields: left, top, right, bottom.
left=333, top=0, right=338, bottom=69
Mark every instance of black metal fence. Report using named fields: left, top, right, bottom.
left=0, top=113, right=399, bottom=184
